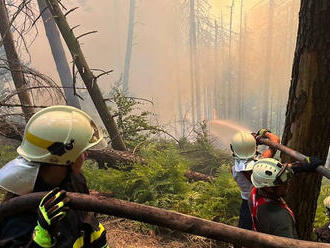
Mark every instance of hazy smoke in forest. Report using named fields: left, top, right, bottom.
left=27, top=0, right=300, bottom=137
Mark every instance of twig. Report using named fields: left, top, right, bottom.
left=64, top=7, right=79, bottom=17
left=70, top=24, right=80, bottom=32
left=32, top=7, right=47, bottom=27
left=0, top=103, right=48, bottom=108
left=104, top=97, right=154, bottom=105
left=76, top=30, right=97, bottom=40
left=95, top=70, right=113, bottom=79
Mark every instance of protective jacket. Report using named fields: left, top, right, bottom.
left=249, top=187, right=297, bottom=239
left=0, top=173, right=108, bottom=248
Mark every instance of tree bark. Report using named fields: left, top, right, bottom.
left=281, top=0, right=330, bottom=240
left=45, top=0, right=126, bottom=151
left=123, top=0, right=135, bottom=92
left=0, top=0, right=34, bottom=121
left=1, top=192, right=329, bottom=248
left=37, top=0, right=81, bottom=109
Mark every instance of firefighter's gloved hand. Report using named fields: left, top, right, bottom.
left=291, top=156, right=325, bottom=173
left=256, top=128, right=271, bottom=137
left=33, top=188, right=70, bottom=248
left=90, top=223, right=109, bottom=248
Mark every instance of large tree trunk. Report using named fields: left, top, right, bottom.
left=281, top=0, right=330, bottom=240
left=0, top=0, right=34, bottom=121
left=122, top=0, right=135, bottom=92
left=2, top=192, right=329, bottom=248
left=37, top=0, right=81, bottom=109
left=45, top=0, right=126, bottom=151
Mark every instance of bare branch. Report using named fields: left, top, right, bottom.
left=0, top=103, right=48, bottom=108
left=95, top=70, right=113, bottom=80
left=70, top=24, right=80, bottom=32
left=64, top=7, right=79, bottom=17
left=76, top=30, right=98, bottom=40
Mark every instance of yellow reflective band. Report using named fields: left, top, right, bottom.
left=73, top=236, right=84, bottom=248
left=90, top=223, right=105, bottom=243
left=26, top=131, right=53, bottom=149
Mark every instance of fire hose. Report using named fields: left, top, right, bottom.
left=258, top=138, right=330, bottom=179
left=0, top=191, right=329, bottom=248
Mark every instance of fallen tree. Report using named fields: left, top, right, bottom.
left=0, top=192, right=328, bottom=248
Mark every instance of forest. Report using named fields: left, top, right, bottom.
left=0, top=0, right=330, bottom=247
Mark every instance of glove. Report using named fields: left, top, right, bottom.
left=256, top=128, right=271, bottom=137
left=291, top=156, right=325, bottom=173
left=33, top=188, right=70, bottom=248
left=90, top=223, right=109, bottom=248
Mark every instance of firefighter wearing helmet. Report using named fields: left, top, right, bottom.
left=249, top=157, right=324, bottom=239
left=230, top=129, right=280, bottom=234
left=0, top=106, right=109, bottom=248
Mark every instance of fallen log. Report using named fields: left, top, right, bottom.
left=184, top=170, right=215, bottom=182
left=0, top=192, right=327, bottom=248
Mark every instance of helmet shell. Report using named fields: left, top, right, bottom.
left=17, top=105, right=103, bottom=165
left=324, top=196, right=330, bottom=209
left=251, top=158, right=288, bottom=188
left=231, top=131, right=256, bottom=159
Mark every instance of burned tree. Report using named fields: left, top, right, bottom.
left=281, top=0, right=330, bottom=240
left=45, top=0, right=127, bottom=151
left=0, top=0, right=33, bottom=121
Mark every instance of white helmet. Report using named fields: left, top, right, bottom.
left=324, top=196, right=330, bottom=209
left=231, top=131, right=256, bottom=159
left=17, top=105, right=103, bottom=165
left=251, top=158, right=292, bottom=188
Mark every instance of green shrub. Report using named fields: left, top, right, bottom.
left=84, top=144, right=189, bottom=209
left=314, top=180, right=330, bottom=229
left=84, top=144, right=240, bottom=226
left=0, top=145, right=17, bottom=168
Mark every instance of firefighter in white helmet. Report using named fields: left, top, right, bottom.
left=230, top=129, right=280, bottom=233
left=316, top=196, right=330, bottom=242
left=0, top=106, right=109, bottom=248
left=249, top=157, right=324, bottom=239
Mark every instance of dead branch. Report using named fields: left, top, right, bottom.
left=0, top=103, right=48, bottom=108
left=95, top=70, right=113, bottom=80
left=70, top=24, right=80, bottom=32
left=184, top=170, right=215, bottom=182
left=76, top=30, right=98, bottom=40
left=64, top=7, right=79, bottom=17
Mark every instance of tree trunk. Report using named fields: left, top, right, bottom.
left=281, top=0, right=330, bottom=240
left=2, top=192, right=330, bottom=248
left=0, top=0, right=34, bottom=121
left=228, top=0, right=234, bottom=120
left=261, top=0, right=274, bottom=128
left=237, top=0, right=244, bottom=122
left=45, top=0, right=127, bottom=151
left=123, top=0, right=135, bottom=92
left=189, top=0, right=196, bottom=123
left=37, top=0, right=81, bottom=109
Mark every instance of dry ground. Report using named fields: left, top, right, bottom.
left=101, top=216, right=230, bottom=248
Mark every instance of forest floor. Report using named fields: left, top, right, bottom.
left=100, top=216, right=230, bottom=248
